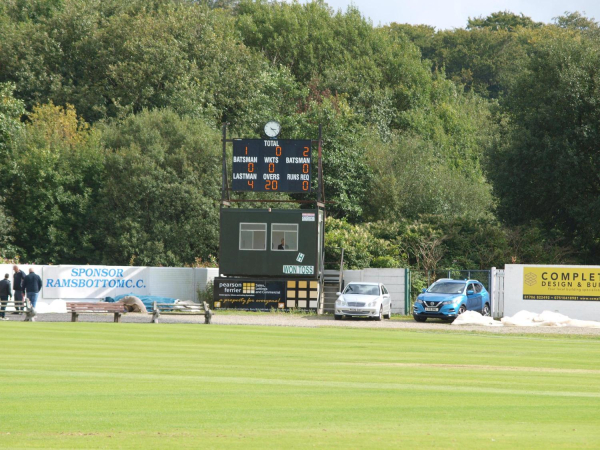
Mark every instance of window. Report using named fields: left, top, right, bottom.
left=474, top=283, right=483, bottom=293
left=382, top=286, right=388, bottom=295
left=467, top=283, right=476, bottom=294
left=343, top=284, right=380, bottom=296
left=239, top=223, right=267, bottom=250
left=271, top=223, right=298, bottom=251
left=429, top=282, right=466, bottom=294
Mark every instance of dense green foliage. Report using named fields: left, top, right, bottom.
left=97, top=109, right=221, bottom=266
left=0, top=1, right=598, bottom=267
left=2, top=323, right=600, bottom=447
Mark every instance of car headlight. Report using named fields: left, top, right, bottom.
left=442, top=297, right=462, bottom=305
left=336, top=298, right=347, bottom=306
left=415, top=299, right=424, bottom=304
left=368, top=301, right=377, bottom=307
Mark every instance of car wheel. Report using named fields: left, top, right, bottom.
left=376, top=306, right=383, bottom=321
left=482, top=303, right=491, bottom=317
left=458, top=304, right=467, bottom=315
left=384, top=305, right=392, bottom=319
left=413, top=315, right=427, bottom=322
left=334, top=314, right=343, bottom=321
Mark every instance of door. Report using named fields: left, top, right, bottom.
left=467, top=283, right=483, bottom=311
left=466, top=283, right=479, bottom=310
left=381, top=285, right=391, bottom=314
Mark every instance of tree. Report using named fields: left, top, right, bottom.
left=0, top=0, right=290, bottom=129
left=488, top=29, right=600, bottom=260
left=3, top=102, right=104, bottom=263
left=0, top=82, right=25, bottom=259
left=364, top=134, right=493, bottom=222
left=553, top=11, right=598, bottom=30
left=96, top=108, right=221, bottom=266
left=0, top=82, right=24, bottom=157
left=467, top=11, right=541, bottom=31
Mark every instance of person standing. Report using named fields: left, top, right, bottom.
left=12, top=265, right=26, bottom=312
left=0, top=274, right=11, bottom=320
left=24, top=268, right=42, bottom=309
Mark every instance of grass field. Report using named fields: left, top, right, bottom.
left=1, top=322, right=600, bottom=448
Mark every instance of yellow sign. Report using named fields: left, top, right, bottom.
left=523, top=267, right=600, bottom=301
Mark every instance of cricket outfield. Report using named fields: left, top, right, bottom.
left=1, top=322, right=599, bottom=448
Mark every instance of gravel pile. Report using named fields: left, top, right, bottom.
left=3, top=312, right=600, bottom=335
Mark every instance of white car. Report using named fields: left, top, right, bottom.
left=334, top=282, right=392, bottom=321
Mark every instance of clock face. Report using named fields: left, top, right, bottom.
left=264, top=121, right=281, bottom=138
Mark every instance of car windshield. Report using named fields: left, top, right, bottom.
left=428, top=282, right=465, bottom=294
left=344, top=284, right=379, bottom=296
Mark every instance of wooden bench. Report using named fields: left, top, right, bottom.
left=152, top=301, right=212, bottom=324
left=0, top=298, right=34, bottom=321
left=66, top=302, right=127, bottom=323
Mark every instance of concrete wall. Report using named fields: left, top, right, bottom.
left=0, top=264, right=218, bottom=313
left=1, top=263, right=405, bottom=314
left=344, top=268, right=407, bottom=314
left=504, top=264, right=600, bottom=321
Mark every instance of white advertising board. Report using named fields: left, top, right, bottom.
left=504, top=264, right=600, bottom=321
left=42, top=265, right=150, bottom=299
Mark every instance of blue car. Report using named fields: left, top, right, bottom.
left=413, top=279, right=491, bottom=322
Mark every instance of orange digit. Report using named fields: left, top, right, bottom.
left=302, top=163, right=309, bottom=174
left=276, top=146, right=282, bottom=156
left=265, top=180, right=271, bottom=190
left=269, top=163, right=275, bottom=173
left=248, top=163, right=254, bottom=173
left=272, top=180, right=278, bottom=190
left=302, top=180, right=309, bottom=191
left=303, top=146, right=309, bottom=157
left=248, top=180, right=254, bottom=189
left=245, top=146, right=248, bottom=155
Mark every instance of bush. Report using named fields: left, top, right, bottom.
left=197, top=280, right=214, bottom=307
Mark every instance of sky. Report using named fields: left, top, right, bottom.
left=307, top=0, right=600, bottom=29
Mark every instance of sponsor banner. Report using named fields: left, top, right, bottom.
left=214, top=278, right=285, bottom=310
left=283, top=265, right=314, bottom=275
left=523, top=267, right=600, bottom=301
left=301, top=213, right=315, bottom=222
left=43, top=265, right=150, bottom=299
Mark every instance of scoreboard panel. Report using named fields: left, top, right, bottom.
left=232, top=139, right=311, bottom=192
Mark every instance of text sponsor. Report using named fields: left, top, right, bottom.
left=43, top=265, right=149, bottom=298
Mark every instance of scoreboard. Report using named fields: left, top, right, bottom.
left=232, top=139, right=311, bottom=192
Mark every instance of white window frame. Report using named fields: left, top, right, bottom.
left=239, top=223, right=267, bottom=251
left=270, top=223, right=299, bottom=252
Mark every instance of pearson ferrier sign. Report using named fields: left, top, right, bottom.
left=214, top=278, right=285, bottom=310
left=523, top=267, right=600, bottom=301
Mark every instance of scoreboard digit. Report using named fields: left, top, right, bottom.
left=232, top=140, right=312, bottom=192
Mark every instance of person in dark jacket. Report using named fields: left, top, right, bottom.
left=24, top=268, right=42, bottom=308
left=12, top=265, right=26, bottom=312
left=0, top=274, right=12, bottom=320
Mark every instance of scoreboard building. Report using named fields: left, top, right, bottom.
left=215, top=130, right=326, bottom=312
left=219, top=208, right=323, bottom=277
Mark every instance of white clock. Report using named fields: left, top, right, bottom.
left=264, top=120, right=281, bottom=138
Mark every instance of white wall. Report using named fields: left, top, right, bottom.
left=0, top=264, right=218, bottom=313
left=504, top=264, right=600, bottom=321
left=1, top=263, right=403, bottom=314
left=344, top=268, right=407, bottom=314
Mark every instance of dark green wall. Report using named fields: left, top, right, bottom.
left=219, top=208, right=322, bottom=277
